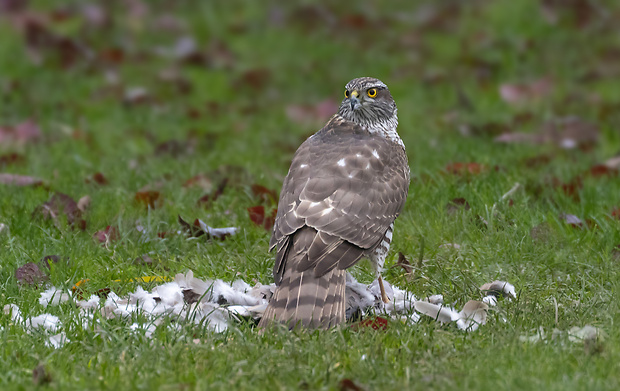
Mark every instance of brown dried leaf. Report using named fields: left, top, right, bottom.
left=133, top=255, right=156, bottom=266
left=396, top=252, right=413, bottom=279
left=34, top=193, right=86, bottom=230
left=0, top=153, right=25, bottom=166
left=530, top=222, right=554, bottom=243
left=39, top=255, right=62, bottom=269
left=499, top=77, right=553, bottom=105
left=32, top=363, right=52, bottom=386
left=339, top=379, right=365, bottom=391
left=234, top=68, right=271, bottom=91
left=445, top=162, right=487, bottom=175
left=251, top=184, right=278, bottom=205
left=446, top=197, right=470, bottom=214
left=183, top=173, right=213, bottom=191
left=85, top=172, right=109, bottom=185
left=0, top=0, right=28, bottom=12
left=93, top=225, right=120, bottom=243
left=0, top=119, right=42, bottom=145
left=16, top=262, right=48, bottom=286
left=178, top=215, right=204, bottom=237
left=134, top=191, right=162, bottom=209
left=23, top=18, right=88, bottom=68
left=197, top=178, right=227, bottom=209
left=496, top=117, right=599, bottom=149
left=177, top=215, right=237, bottom=240
left=248, top=205, right=276, bottom=230
left=0, top=173, right=44, bottom=187
left=588, top=164, right=618, bottom=178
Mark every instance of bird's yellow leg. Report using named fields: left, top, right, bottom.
left=378, top=275, right=390, bottom=303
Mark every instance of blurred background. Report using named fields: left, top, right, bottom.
left=1, top=0, right=619, bottom=281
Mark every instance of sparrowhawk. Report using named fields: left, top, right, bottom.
left=259, top=77, right=410, bottom=329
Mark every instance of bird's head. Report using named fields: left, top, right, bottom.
left=338, top=77, right=397, bottom=127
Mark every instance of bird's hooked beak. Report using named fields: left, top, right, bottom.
left=350, top=90, right=362, bottom=111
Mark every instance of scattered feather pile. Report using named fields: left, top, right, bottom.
left=3, top=271, right=517, bottom=348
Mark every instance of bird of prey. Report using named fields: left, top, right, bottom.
left=259, top=77, right=410, bottom=329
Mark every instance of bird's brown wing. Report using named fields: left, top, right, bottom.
left=260, top=116, right=409, bottom=329
left=270, top=115, right=410, bottom=282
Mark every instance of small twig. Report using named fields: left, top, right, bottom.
left=499, top=182, right=521, bottom=203
left=552, top=296, right=559, bottom=327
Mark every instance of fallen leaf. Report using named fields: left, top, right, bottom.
left=351, top=316, right=389, bottom=331
left=0, top=173, right=44, bottom=187
left=34, top=193, right=86, bottom=230
left=93, top=226, right=120, bottom=243
left=530, top=222, right=554, bottom=243
left=178, top=215, right=204, bottom=237
left=523, top=154, right=553, bottom=168
left=39, top=255, right=63, bottom=270
left=339, top=378, right=366, bottom=391
left=133, top=255, right=156, bottom=266
left=0, top=119, right=42, bottom=145
left=247, top=205, right=276, bottom=230
left=197, top=178, right=228, bottom=209
left=134, top=190, right=162, bottom=209
left=0, top=153, right=25, bottom=166
left=551, top=176, right=582, bottom=201
left=234, top=68, right=271, bottom=91
left=446, top=197, right=470, bottom=214
left=251, top=184, right=278, bottom=204
left=32, top=363, right=52, bottom=386
left=178, top=215, right=238, bottom=240
left=396, top=252, right=413, bottom=279
left=154, top=139, right=194, bottom=157
left=499, top=77, right=553, bottom=105
left=445, top=162, right=487, bottom=175
left=496, top=117, right=599, bottom=149
left=23, top=18, right=88, bottom=69
left=85, top=172, right=109, bottom=185
left=0, top=0, right=28, bottom=12
left=16, top=262, right=48, bottom=286
left=588, top=164, right=618, bottom=178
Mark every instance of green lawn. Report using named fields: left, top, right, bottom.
left=1, top=1, right=620, bottom=389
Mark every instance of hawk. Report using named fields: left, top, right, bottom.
left=259, top=77, right=410, bottom=329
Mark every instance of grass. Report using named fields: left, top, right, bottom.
left=1, top=0, right=620, bottom=389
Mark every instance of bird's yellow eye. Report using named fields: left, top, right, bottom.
left=367, top=88, right=377, bottom=98
left=345, top=90, right=350, bottom=98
